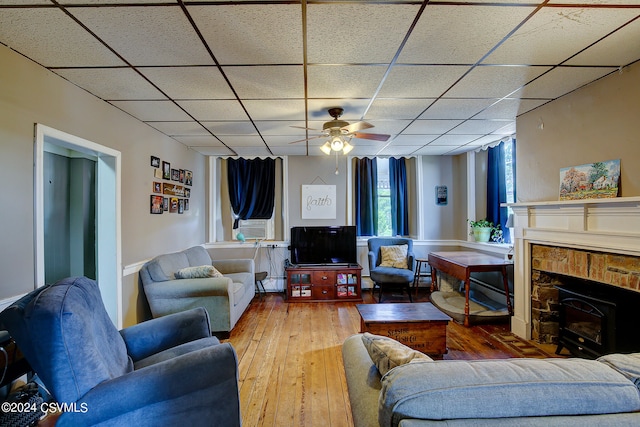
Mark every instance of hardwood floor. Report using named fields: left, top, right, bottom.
left=225, top=289, right=560, bottom=427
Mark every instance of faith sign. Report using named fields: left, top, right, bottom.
left=301, top=185, right=336, bottom=219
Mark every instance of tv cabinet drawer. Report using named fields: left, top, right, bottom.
left=312, top=285, right=334, bottom=300
left=312, top=271, right=336, bottom=284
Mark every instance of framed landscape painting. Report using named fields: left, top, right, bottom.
left=559, top=159, right=620, bottom=200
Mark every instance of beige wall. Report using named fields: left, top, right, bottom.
left=0, top=46, right=206, bottom=326
left=516, top=61, right=640, bottom=202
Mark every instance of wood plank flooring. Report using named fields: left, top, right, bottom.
left=225, top=290, right=560, bottom=427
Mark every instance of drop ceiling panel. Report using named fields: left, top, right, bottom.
left=254, top=122, right=309, bottom=136
left=271, top=146, right=310, bottom=156
left=307, top=65, right=388, bottom=98
left=566, top=18, right=640, bottom=66
left=492, top=122, right=517, bottom=135
left=419, top=99, right=497, bottom=119
left=71, top=6, right=214, bottom=66
left=147, top=121, right=209, bottom=136
left=377, top=66, right=471, bottom=98
left=412, top=146, right=460, bottom=155
left=516, top=66, right=617, bottom=99
left=392, top=135, right=440, bottom=146
left=188, top=4, right=303, bottom=65
left=217, top=136, right=266, bottom=147
left=474, top=98, right=550, bottom=119
left=366, top=99, right=435, bottom=120
left=483, top=8, right=640, bottom=65
left=55, top=68, right=164, bottom=100
left=243, top=100, right=306, bottom=121
left=141, top=67, right=235, bottom=99
left=445, top=65, right=552, bottom=98
left=173, top=135, right=224, bottom=147
left=307, top=100, right=372, bottom=120
left=403, top=120, right=464, bottom=134
left=399, top=5, right=537, bottom=64
left=377, top=145, right=423, bottom=156
left=306, top=3, right=420, bottom=64
left=203, top=122, right=257, bottom=135
left=430, top=134, right=484, bottom=146
left=110, top=100, right=192, bottom=121
left=0, top=9, right=125, bottom=67
left=361, top=120, right=412, bottom=136
left=176, top=100, right=248, bottom=121
left=224, top=66, right=304, bottom=99
left=448, top=120, right=513, bottom=135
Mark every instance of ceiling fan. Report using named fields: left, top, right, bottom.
left=289, top=107, right=390, bottom=154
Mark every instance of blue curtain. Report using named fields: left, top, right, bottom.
left=227, top=158, right=275, bottom=229
left=355, top=158, right=378, bottom=236
left=389, top=157, right=409, bottom=236
left=486, top=142, right=510, bottom=243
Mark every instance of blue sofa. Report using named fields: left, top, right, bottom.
left=343, top=333, right=640, bottom=427
left=139, top=245, right=254, bottom=334
left=0, top=276, right=241, bottom=426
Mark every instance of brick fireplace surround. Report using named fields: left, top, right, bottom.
left=530, top=245, right=640, bottom=344
left=508, top=197, right=640, bottom=342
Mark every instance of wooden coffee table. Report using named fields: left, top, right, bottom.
left=356, top=303, right=451, bottom=357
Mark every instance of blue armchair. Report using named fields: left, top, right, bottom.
left=368, top=237, right=415, bottom=303
left=0, top=276, right=241, bottom=427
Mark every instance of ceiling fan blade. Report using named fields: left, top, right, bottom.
left=352, top=132, right=390, bottom=142
left=341, top=121, right=374, bottom=133
left=290, top=125, right=321, bottom=131
left=288, top=135, right=326, bottom=144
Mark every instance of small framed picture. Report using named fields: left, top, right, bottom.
left=150, top=195, right=163, bottom=214
left=171, top=168, right=180, bottom=181
left=184, top=188, right=190, bottom=198
left=150, top=156, right=160, bottom=168
left=162, top=161, right=171, bottom=180
left=153, top=169, right=163, bottom=179
left=185, top=170, right=193, bottom=186
left=169, top=197, right=179, bottom=213
left=179, top=169, right=185, bottom=183
left=184, top=199, right=189, bottom=211
left=153, top=182, right=162, bottom=193
left=435, top=185, right=448, bottom=206
left=163, top=197, right=169, bottom=211
left=178, top=199, right=185, bottom=214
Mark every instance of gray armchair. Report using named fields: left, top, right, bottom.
left=0, top=276, right=241, bottom=427
left=368, top=237, right=415, bottom=303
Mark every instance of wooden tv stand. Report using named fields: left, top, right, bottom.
left=285, top=264, right=362, bottom=302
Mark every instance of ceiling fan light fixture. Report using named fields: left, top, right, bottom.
left=342, top=141, right=354, bottom=154
left=320, top=142, right=332, bottom=155
left=330, top=136, right=344, bottom=152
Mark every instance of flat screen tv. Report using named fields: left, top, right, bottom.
left=290, top=226, right=357, bottom=266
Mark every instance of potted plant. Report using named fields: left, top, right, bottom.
left=468, top=219, right=501, bottom=243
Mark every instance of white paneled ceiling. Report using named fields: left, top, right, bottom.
left=1, top=0, right=638, bottom=157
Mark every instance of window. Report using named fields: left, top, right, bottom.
left=354, top=157, right=410, bottom=237
left=377, top=158, right=392, bottom=236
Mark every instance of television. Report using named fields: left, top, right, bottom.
left=290, top=226, right=357, bottom=266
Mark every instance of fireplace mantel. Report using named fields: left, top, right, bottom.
left=505, top=196, right=640, bottom=339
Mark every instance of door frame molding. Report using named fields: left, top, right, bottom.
left=34, top=124, right=123, bottom=328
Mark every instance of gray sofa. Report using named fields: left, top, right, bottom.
left=342, top=333, right=640, bottom=427
left=139, top=245, right=254, bottom=334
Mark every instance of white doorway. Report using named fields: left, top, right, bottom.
left=34, top=124, right=122, bottom=328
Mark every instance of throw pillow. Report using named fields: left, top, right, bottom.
left=379, top=245, right=408, bottom=269
left=361, top=332, right=431, bottom=376
left=174, top=265, right=223, bottom=279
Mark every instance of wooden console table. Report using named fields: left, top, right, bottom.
left=428, top=251, right=513, bottom=327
